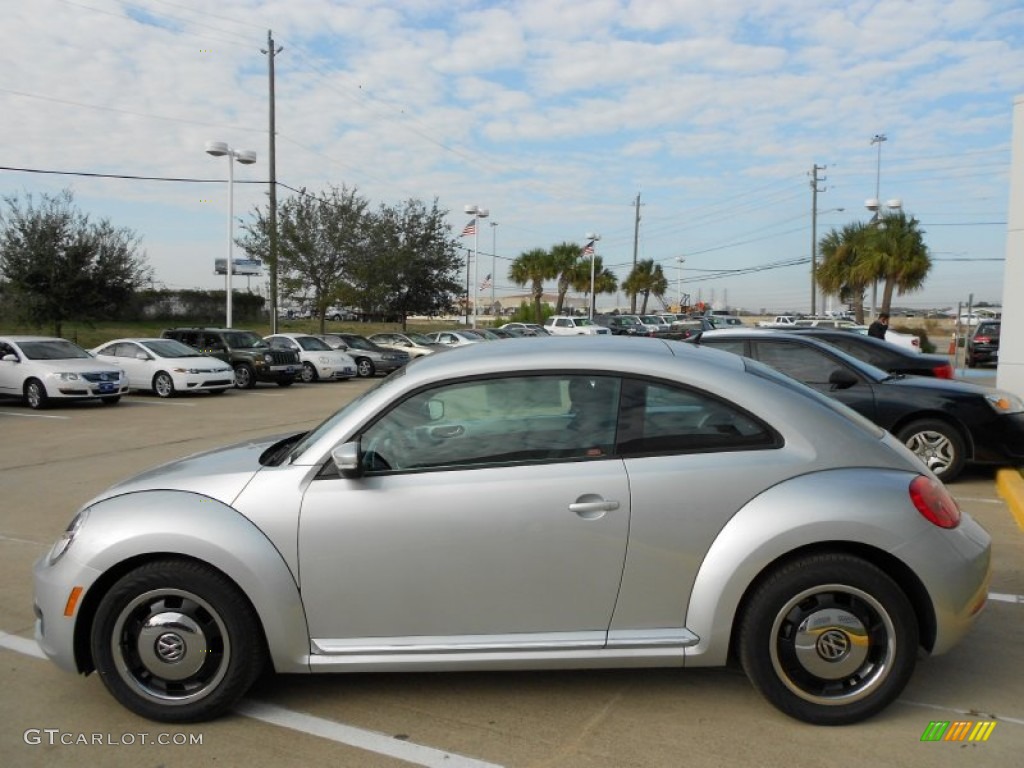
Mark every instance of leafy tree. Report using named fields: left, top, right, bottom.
left=0, top=190, right=150, bottom=336
left=573, top=253, right=618, bottom=312
left=817, top=221, right=874, bottom=324
left=349, top=198, right=464, bottom=328
left=239, top=185, right=370, bottom=331
left=509, top=247, right=555, bottom=323
left=860, top=211, right=931, bottom=316
left=621, top=259, right=668, bottom=314
left=550, top=241, right=588, bottom=315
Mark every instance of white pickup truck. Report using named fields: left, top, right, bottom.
left=757, top=315, right=799, bottom=328
left=543, top=316, right=611, bottom=336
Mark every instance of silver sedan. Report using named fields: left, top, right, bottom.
left=33, top=336, right=991, bottom=725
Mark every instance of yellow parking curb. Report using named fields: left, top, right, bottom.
left=995, top=469, right=1024, bottom=531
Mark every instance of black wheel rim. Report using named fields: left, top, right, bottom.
left=769, top=584, right=896, bottom=706
left=110, top=588, right=231, bottom=707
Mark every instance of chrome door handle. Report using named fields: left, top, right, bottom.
left=569, top=498, right=620, bottom=519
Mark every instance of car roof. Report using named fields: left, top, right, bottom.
left=1, top=335, right=76, bottom=343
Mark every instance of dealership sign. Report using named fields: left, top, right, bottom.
left=214, top=258, right=263, bottom=276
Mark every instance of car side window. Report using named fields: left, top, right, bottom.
left=617, top=378, right=777, bottom=455
left=754, top=341, right=840, bottom=386
left=700, top=338, right=746, bottom=355
left=358, top=375, right=621, bottom=473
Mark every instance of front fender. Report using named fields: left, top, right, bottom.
left=683, top=468, right=932, bottom=666
left=58, top=490, right=310, bottom=674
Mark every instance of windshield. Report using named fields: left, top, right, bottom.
left=297, top=336, right=332, bottom=351
left=223, top=331, right=267, bottom=349
left=288, top=368, right=409, bottom=460
left=574, top=318, right=597, bottom=327
left=407, top=333, right=434, bottom=344
left=18, top=340, right=92, bottom=360
left=341, top=335, right=376, bottom=350
left=141, top=339, right=204, bottom=358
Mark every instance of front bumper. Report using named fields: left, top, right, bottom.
left=32, top=551, right=103, bottom=674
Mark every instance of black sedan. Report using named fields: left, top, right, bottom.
left=780, top=328, right=954, bottom=378
left=692, top=329, right=1024, bottom=481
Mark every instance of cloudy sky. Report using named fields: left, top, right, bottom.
left=3, top=0, right=1023, bottom=314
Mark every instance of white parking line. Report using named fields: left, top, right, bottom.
left=0, top=534, right=47, bottom=547
left=988, top=592, right=1024, bottom=604
left=900, top=699, right=1024, bottom=726
left=0, top=631, right=46, bottom=660
left=123, top=399, right=196, bottom=407
left=237, top=701, right=504, bottom=768
left=0, top=633, right=503, bottom=767
left=0, top=411, right=71, bottom=420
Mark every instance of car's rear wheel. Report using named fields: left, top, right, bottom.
left=300, top=362, right=318, bottom=383
left=24, top=378, right=48, bottom=409
left=233, top=364, right=256, bottom=389
left=153, top=372, right=176, bottom=398
left=356, top=358, right=375, bottom=378
left=895, top=418, right=966, bottom=481
left=738, top=553, right=918, bottom=725
left=91, top=559, right=265, bottom=723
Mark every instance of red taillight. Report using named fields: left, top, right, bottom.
left=933, top=364, right=954, bottom=379
left=974, top=335, right=991, bottom=344
left=909, top=475, right=961, bottom=529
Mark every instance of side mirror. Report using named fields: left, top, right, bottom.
left=330, top=441, right=364, bottom=479
left=1, top=353, right=18, bottom=363
left=135, top=352, right=150, bottom=360
left=828, top=369, right=859, bottom=390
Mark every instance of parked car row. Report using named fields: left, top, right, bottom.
left=0, top=327, right=422, bottom=409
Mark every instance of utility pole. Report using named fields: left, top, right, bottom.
left=263, top=30, right=283, bottom=333
left=810, top=163, right=826, bottom=315
left=630, top=192, right=641, bottom=313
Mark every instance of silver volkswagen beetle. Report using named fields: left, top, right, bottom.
left=33, top=336, right=991, bottom=724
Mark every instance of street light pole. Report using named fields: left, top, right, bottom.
left=464, top=204, right=488, bottom=328
left=585, top=233, right=600, bottom=319
left=676, top=256, right=685, bottom=312
left=206, top=141, right=256, bottom=328
left=490, top=221, right=499, bottom=311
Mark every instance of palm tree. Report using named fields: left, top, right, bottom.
left=508, top=248, right=554, bottom=323
left=817, top=222, right=873, bottom=324
left=570, top=253, right=618, bottom=313
left=860, top=211, right=931, bottom=316
left=622, top=259, right=668, bottom=314
left=549, top=241, right=587, bottom=315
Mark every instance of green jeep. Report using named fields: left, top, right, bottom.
left=161, top=328, right=299, bottom=389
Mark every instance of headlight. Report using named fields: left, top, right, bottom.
left=986, top=391, right=1024, bottom=414
left=57, top=372, right=81, bottom=381
left=48, top=509, right=90, bottom=565
left=318, top=356, right=330, bottom=364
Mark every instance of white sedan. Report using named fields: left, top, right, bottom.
left=91, top=338, right=234, bottom=397
left=264, top=334, right=357, bottom=382
left=0, top=335, right=129, bottom=409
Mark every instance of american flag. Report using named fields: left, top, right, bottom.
left=581, top=240, right=595, bottom=256
left=479, top=274, right=492, bottom=290
left=461, top=219, right=477, bottom=237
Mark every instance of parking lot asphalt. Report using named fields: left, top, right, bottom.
left=1, top=379, right=1023, bottom=768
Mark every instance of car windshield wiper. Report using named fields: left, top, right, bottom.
left=259, top=432, right=308, bottom=466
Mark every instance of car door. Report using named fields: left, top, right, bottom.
left=111, top=341, right=148, bottom=389
left=298, top=373, right=631, bottom=653
left=749, top=339, right=877, bottom=420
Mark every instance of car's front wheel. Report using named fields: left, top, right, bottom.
left=24, top=378, right=48, bottom=409
left=896, top=418, right=966, bottom=481
left=233, top=364, right=256, bottom=389
left=738, top=553, right=918, bottom=725
left=153, top=371, right=176, bottom=398
left=91, top=559, right=266, bottom=723
left=356, top=358, right=375, bottom=378
left=300, top=362, right=318, bottom=383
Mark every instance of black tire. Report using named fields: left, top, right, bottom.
left=100, top=396, right=121, bottom=406
left=91, top=559, right=265, bottom=723
left=895, top=418, right=966, bottom=481
left=300, top=362, right=318, bottom=383
left=24, top=378, right=49, bottom=409
left=153, top=371, right=176, bottom=398
left=233, top=364, right=256, bottom=389
left=738, top=553, right=918, bottom=725
left=277, top=377, right=294, bottom=388
left=355, top=357, right=375, bottom=378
